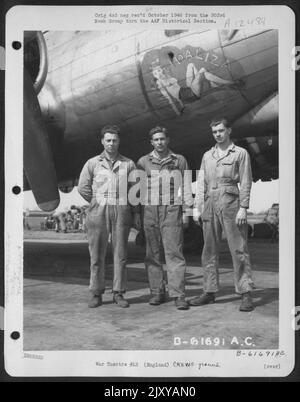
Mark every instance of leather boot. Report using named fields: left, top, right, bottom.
left=239, top=292, right=254, bottom=312
left=189, top=292, right=215, bottom=306
left=175, top=297, right=189, bottom=310
left=88, top=294, right=102, bottom=308
left=149, top=294, right=165, bottom=306
left=113, top=293, right=129, bottom=308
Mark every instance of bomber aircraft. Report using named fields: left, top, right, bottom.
left=23, top=29, right=278, bottom=211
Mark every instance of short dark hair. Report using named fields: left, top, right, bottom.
left=209, top=117, right=231, bottom=129
left=100, top=125, right=121, bottom=139
left=149, top=126, right=168, bottom=139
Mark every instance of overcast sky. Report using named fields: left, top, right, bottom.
left=23, top=179, right=279, bottom=214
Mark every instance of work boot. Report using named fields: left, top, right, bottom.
left=175, top=297, right=189, bottom=310
left=113, top=293, right=129, bottom=308
left=239, top=292, right=254, bottom=312
left=149, top=294, right=165, bottom=306
left=188, top=292, right=215, bottom=306
left=88, top=294, right=102, bottom=308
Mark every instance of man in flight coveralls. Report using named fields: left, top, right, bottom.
left=78, top=125, right=140, bottom=308
left=137, top=126, right=194, bottom=310
left=190, top=117, right=254, bottom=312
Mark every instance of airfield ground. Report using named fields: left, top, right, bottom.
left=23, top=230, right=278, bottom=350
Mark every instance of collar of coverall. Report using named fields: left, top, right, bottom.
left=211, top=142, right=236, bottom=159
left=149, top=149, right=177, bottom=162
left=98, top=151, right=127, bottom=162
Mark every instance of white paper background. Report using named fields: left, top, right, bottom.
left=5, top=5, right=295, bottom=377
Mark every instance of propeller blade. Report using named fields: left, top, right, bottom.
left=23, top=68, right=60, bottom=211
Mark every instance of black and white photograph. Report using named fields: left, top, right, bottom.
left=4, top=5, right=296, bottom=377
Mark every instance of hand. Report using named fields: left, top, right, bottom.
left=235, top=207, right=247, bottom=226
left=133, top=213, right=142, bottom=231
left=193, top=208, right=202, bottom=226
left=182, top=214, right=189, bottom=230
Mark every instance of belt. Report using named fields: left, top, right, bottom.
left=211, top=183, right=237, bottom=190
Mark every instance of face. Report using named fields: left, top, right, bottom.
left=101, top=132, right=120, bottom=154
left=211, top=122, right=231, bottom=145
left=152, top=66, right=165, bottom=80
left=151, top=132, right=169, bottom=153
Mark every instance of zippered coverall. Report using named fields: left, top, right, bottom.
left=194, top=143, right=254, bottom=294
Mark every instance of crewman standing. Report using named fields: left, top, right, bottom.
left=137, top=126, right=194, bottom=310
left=190, top=117, right=254, bottom=311
left=78, top=125, right=140, bottom=308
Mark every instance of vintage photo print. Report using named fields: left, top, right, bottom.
left=5, top=5, right=295, bottom=377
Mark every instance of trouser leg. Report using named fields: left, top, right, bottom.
left=201, top=211, right=222, bottom=293
left=110, top=205, right=131, bottom=293
left=86, top=204, right=108, bottom=296
left=144, top=206, right=165, bottom=295
left=54, top=217, right=59, bottom=231
left=160, top=205, right=186, bottom=298
left=222, top=217, right=253, bottom=294
left=59, top=215, right=66, bottom=232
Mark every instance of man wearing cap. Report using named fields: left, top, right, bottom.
left=78, top=125, right=140, bottom=308
left=190, top=117, right=254, bottom=311
left=137, top=126, right=194, bottom=310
